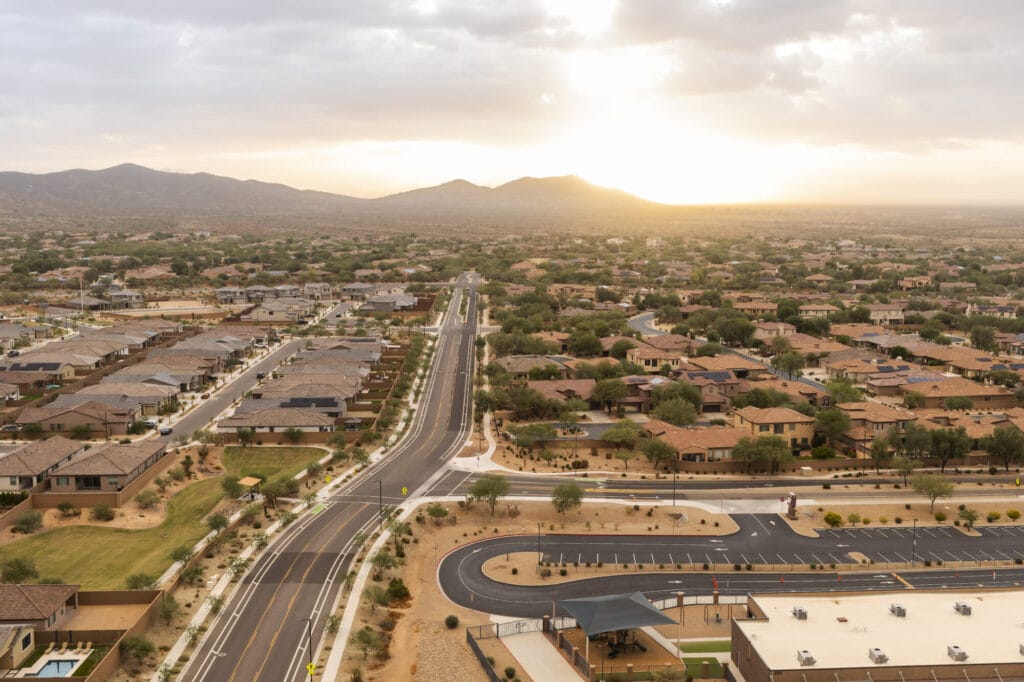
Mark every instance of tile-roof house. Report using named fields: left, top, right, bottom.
left=0, top=584, right=79, bottom=630
left=0, top=436, right=86, bottom=491
left=217, top=407, right=336, bottom=433
left=734, top=406, right=815, bottom=449
left=15, top=400, right=135, bottom=436
left=49, top=441, right=167, bottom=492
left=0, top=623, right=35, bottom=669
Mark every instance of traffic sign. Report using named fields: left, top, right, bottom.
left=1016, top=477, right=1020, bottom=487
left=324, top=475, right=332, bottom=483
left=401, top=486, right=408, bottom=496
left=306, top=662, right=316, bottom=675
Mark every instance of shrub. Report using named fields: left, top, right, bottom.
left=823, top=512, right=843, bottom=528
left=559, top=568, right=568, bottom=576
left=444, top=615, right=459, bottom=629
left=386, top=578, right=411, bottom=602
left=12, top=510, right=43, bottom=534
left=136, top=489, right=160, bottom=510
left=894, top=516, right=903, bottom=524
left=822, top=483, right=831, bottom=489
left=505, top=667, right=517, bottom=680
left=847, top=513, right=861, bottom=525
left=511, top=567, right=518, bottom=575
left=861, top=517, right=871, bottom=525
left=125, top=573, right=155, bottom=589
left=987, top=511, right=1001, bottom=523
left=540, top=568, right=552, bottom=578
left=1008, top=509, right=1021, bottom=521
left=935, top=512, right=947, bottom=523
left=91, top=504, right=115, bottom=521
left=905, top=503, right=911, bottom=510
left=56, top=501, right=80, bottom=517
left=879, top=516, right=888, bottom=524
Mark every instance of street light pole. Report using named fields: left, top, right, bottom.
left=911, top=519, right=917, bottom=567
left=378, top=479, right=383, bottom=533
left=537, top=522, right=543, bottom=564
left=672, top=469, right=677, bottom=507
left=299, top=617, right=313, bottom=680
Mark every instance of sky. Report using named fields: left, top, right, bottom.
left=3, top=1, right=1024, bottom=205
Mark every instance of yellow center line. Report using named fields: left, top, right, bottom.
left=228, top=502, right=370, bottom=682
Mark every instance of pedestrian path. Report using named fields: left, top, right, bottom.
left=502, top=630, right=584, bottom=681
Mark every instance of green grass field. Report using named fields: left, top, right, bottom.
left=682, top=657, right=724, bottom=677
left=678, top=640, right=731, bottom=654
left=0, top=447, right=325, bottom=589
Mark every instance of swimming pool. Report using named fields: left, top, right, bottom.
left=32, top=659, right=78, bottom=677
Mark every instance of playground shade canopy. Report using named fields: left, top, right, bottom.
left=558, top=592, right=676, bottom=636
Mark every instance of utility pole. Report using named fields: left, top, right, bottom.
left=911, top=518, right=917, bottom=567
left=378, top=479, right=383, bottom=533
left=672, top=468, right=677, bottom=507
left=537, top=522, right=543, bottom=563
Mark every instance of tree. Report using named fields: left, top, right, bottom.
left=283, top=427, right=304, bottom=444
left=207, top=513, right=229, bottom=533
left=551, top=481, right=584, bottom=514
left=958, top=507, right=979, bottom=529
left=898, top=422, right=932, bottom=458
left=136, top=489, right=160, bottom=509
left=731, top=435, right=792, bottom=474
left=902, top=391, right=924, bottom=409
left=983, top=425, right=1024, bottom=471
left=568, top=331, right=602, bottom=357
left=892, top=455, right=918, bottom=486
left=943, top=396, right=974, bottom=411
left=912, top=473, right=954, bottom=512
left=825, top=380, right=862, bottom=404
left=970, top=325, right=997, bottom=352
left=815, top=408, right=851, bottom=449
left=592, top=378, right=628, bottom=412
left=614, top=450, right=634, bottom=470
left=769, top=336, right=792, bottom=355
left=468, top=474, right=509, bottom=515
left=652, top=398, right=697, bottom=427
left=370, top=550, right=400, bottom=578
left=773, top=351, right=804, bottom=378
left=643, top=439, right=676, bottom=470
left=354, top=626, right=383, bottom=659
left=0, top=557, right=38, bottom=583
left=869, top=437, right=891, bottom=474
left=427, top=502, right=449, bottom=525
left=929, top=426, right=971, bottom=472
left=125, top=573, right=156, bottom=590
left=609, top=339, right=636, bottom=360
left=159, top=594, right=181, bottom=625
left=236, top=428, right=255, bottom=446
left=602, top=419, right=642, bottom=449
left=823, top=511, right=843, bottom=528
left=119, top=634, right=156, bottom=671
left=387, top=519, right=411, bottom=555
left=509, top=423, right=557, bottom=455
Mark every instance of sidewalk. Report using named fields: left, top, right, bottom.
left=502, top=631, right=584, bottom=681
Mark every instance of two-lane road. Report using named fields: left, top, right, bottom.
left=180, top=274, right=479, bottom=682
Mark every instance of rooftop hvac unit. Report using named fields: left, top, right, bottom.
left=792, top=606, right=808, bottom=620
left=1020, top=643, right=1024, bottom=656
left=889, top=603, right=906, bottom=617
left=796, top=650, right=816, bottom=666
left=868, top=648, right=888, bottom=664
left=947, top=645, right=968, bottom=662
left=954, top=602, right=972, bottom=615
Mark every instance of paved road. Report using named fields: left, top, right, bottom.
left=628, top=312, right=666, bottom=337
left=427, top=470, right=1022, bottom=502
left=180, top=274, right=478, bottom=682
left=437, top=514, right=1024, bottom=618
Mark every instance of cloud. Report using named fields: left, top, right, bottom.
left=1, top=0, right=1023, bottom=200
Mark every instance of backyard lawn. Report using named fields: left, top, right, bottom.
left=678, top=640, right=731, bottom=654
left=0, top=447, right=325, bottom=589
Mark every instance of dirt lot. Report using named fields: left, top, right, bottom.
left=785, top=499, right=1024, bottom=538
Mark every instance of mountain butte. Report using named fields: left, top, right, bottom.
left=0, top=163, right=665, bottom=225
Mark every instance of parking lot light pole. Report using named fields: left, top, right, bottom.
left=911, top=519, right=917, bottom=567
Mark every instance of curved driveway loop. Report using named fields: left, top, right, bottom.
left=438, top=514, right=1024, bottom=618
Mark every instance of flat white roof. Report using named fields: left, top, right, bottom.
left=738, top=590, right=1024, bottom=670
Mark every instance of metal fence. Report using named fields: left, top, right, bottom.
left=464, top=628, right=503, bottom=682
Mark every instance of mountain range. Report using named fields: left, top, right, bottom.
left=0, top=163, right=665, bottom=233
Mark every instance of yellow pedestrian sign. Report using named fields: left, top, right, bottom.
left=306, top=662, right=316, bottom=675
left=1016, top=477, right=1020, bottom=487
left=324, top=474, right=332, bottom=483
left=401, top=486, right=408, bottom=496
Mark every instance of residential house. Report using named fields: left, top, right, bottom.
left=241, top=298, right=312, bottom=324
left=625, top=345, right=687, bottom=373
left=733, top=406, right=814, bottom=449
left=898, top=377, right=1017, bottom=410
left=215, top=287, right=248, bottom=305
left=0, top=623, right=35, bottom=670
left=16, top=399, right=135, bottom=436
left=687, top=355, right=769, bottom=379
left=836, top=401, right=917, bottom=455
left=244, top=285, right=276, bottom=303
left=0, top=585, right=79, bottom=630
left=217, top=407, right=335, bottom=433
left=640, top=334, right=706, bottom=357
left=967, top=303, right=1017, bottom=319
left=0, top=382, right=19, bottom=402
left=361, top=293, right=417, bottom=312
left=525, top=379, right=596, bottom=406
left=0, top=437, right=85, bottom=491
left=898, top=275, right=932, bottom=290
left=63, top=294, right=109, bottom=311
left=865, top=304, right=905, bottom=325
left=49, top=441, right=167, bottom=492
left=71, top=382, right=179, bottom=416
left=798, top=303, right=840, bottom=318
left=491, top=355, right=572, bottom=383
left=753, top=322, right=796, bottom=342
left=644, top=420, right=747, bottom=463
left=109, top=289, right=144, bottom=309
left=303, top=282, right=332, bottom=301
left=339, top=282, right=377, bottom=300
